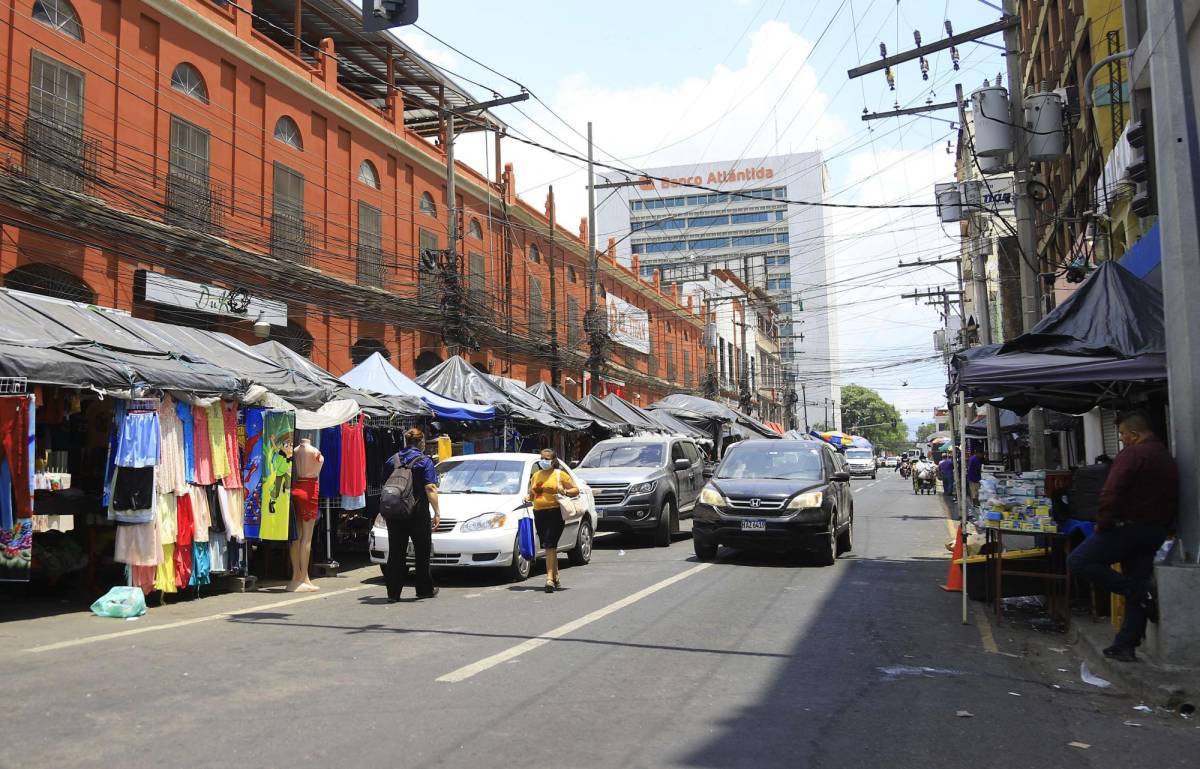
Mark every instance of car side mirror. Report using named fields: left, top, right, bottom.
left=833, top=471, right=851, bottom=483
left=570, top=460, right=581, bottom=468
left=674, top=458, right=690, bottom=470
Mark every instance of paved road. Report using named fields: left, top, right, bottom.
left=5, top=471, right=1195, bottom=768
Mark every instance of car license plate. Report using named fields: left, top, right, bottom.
left=741, top=519, right=767, bottom=532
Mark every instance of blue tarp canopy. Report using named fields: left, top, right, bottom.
left=341, top=352, right=495, bottom=421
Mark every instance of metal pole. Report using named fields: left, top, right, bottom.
left=1147, top=0, right=1200, bottom=560
left=959, top=390, right=969, bottom=624
left=1002, top=0, right=1045, bottom=469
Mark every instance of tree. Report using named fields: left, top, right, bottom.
left=915, top=422, right=938, bottom=443
left=840, top=384, right=907, bottom=453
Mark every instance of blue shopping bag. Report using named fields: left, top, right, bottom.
left=517, top=514, right=536, bottom=561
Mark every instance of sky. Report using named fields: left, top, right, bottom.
left=393, top=0, right=1009, bottom=435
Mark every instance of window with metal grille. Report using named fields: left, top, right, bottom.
left=418, top=229, right=439, bottom=300
left=167, top=115, right=215, bottom=231
left=666, top=341, right=676, bottom=381
left=468, top=218, right=483, bottom=239
left=468, top=251, right=486, bottom=313
left=529, top=244, right=541, bottom=264
left=528, top=277, right=545, bottom=337
left=567, top=296, right=581, bottom=347
left=419, top=191, right=437, bottom=217
left=357, top=202, right=383, bottom=287
left=271, top=162, right=309, bottom=263
left=26, top=53, right=85, bottom=191
left=682, top=350, right=692, bottom=389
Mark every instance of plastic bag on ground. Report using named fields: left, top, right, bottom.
left=90, top=586, right=147, bottom=618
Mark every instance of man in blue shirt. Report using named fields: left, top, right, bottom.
left=967, top=451, right=985, bottom=503
left=938, top=452, right=955, bottom=497
left=382, top=427, right=442, bottom=602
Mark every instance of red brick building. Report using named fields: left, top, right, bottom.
left=0, top=0, right=704, bottom=401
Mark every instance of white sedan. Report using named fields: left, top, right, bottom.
left=368, top=453, right=597, bottom=582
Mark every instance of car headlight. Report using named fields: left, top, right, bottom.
left=628, top=480, right=658, bottom=496
left=699, top=485, right=727, bottom=506
left=787, top=491, right=823, bottom=509
left=460, top=513, right=506, bottom=533
left=373, top=514, right=385, bottom=529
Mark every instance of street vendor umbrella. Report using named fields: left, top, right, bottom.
left=850, top=435, right=873, bottom=449
left=809, top=429, right=854, bottom=448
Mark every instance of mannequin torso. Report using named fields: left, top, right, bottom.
left=294, top=438, right=324, bottom=479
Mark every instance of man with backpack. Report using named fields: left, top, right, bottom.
left=380, top=427, right=441, bottom=602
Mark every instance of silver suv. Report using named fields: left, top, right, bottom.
left=574, top=437, right=706, bottom=547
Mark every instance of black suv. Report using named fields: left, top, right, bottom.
left=691, top=439, right=854, bottom=565
left=574, top=436, right=706, bottom=546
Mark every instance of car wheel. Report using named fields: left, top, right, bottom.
left=836, top=515, right=854, bottom=555
left=654, top=499, right=675, bottom=547
left=507, top=535, right=532, bottom=582
left=693, top=535, right=718, bottom=561
left=812, top=518, right=837, bottom=567
left=568, top=519, right=593, bottom=566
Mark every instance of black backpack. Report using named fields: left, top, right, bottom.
left=379, top=453, right=423, bottom=522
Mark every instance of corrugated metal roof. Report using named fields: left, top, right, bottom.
left=249, top=0, right=506, bottom=137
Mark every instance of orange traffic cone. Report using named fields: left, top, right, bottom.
left=940, top=525, right=964, bottom=592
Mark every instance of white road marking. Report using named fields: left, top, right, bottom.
left=437, top=563, right=714, bottom=683
left=24, top=585, right=370, bottom=654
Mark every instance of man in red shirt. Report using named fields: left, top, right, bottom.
left=1067, top=412, right=1178, bottom=662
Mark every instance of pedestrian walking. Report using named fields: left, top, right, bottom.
left=383, top=427, right=441, bottom=602
left=967, top=451, right=985, bottom=504
left=1067, top=412, right=1178, bottom=662
left=938, top=452, right=955, bottom=497
left=527, top=448, right=579, bottom=593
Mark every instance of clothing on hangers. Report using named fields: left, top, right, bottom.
left=115, top=408, right=160, bottom=468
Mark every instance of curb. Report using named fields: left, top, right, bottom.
left=1067, top=613, right=1198, bottom=710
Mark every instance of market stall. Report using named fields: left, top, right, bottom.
left=647, top=394, right=779, bottom=456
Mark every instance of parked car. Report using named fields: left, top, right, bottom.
left=368, top=453, right=597, bottom=582
left=844, top=447, right=876, bottom=479
left=691, top=439, right=854, bottom=565
left=573, top=436, right=706, bottom=546
left=882, top=456, right=899, bottom=467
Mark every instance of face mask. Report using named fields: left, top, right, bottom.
left=537, top=459, right=553, bottom=470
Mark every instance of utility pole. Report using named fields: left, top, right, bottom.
left=585, top=121, right=600, bottom=397
left=1002, top=0, right=1046, bottom=469
left=801, top=381, right=810, bottom=432
left=445, top=114, right=457, bottom=265
left=1146, top=0, right=1200, bottom=559
left=547, top=185, right=560, bottom=388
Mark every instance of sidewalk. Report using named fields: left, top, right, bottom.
left=937, top=495, right=1200, bottom=711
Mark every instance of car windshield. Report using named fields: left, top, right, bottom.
left=580, top=444, right=664, bottom=468
left=437, top=459, right=525, bottom=494
left=716, top=446, right=824, bottom=481
left=846, top=449, right=873, bottom=460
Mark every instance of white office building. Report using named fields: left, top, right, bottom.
left=596, top=153, right=840, bottom=429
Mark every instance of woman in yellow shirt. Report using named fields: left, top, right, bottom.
left=527, top=448, right=579, bottom=593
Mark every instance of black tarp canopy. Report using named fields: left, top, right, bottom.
left=252, top=341, right=430, bottom=418
left=577, top=395, right=646, bottom=433
left=416, top=356, right=587, bottom=430
left=526, top=382, right=629, bottom=434
left=646, top=408, right=713, bottom=442
left=951, top=263, right=1168, bottom=414
left=0, top=290, right=242, bottom=394
left=600, top=393, right=671, bottom=434
left=647, top=393, right=780, bottom=440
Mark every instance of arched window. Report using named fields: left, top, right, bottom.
left=414, top=350, right=442, bottom=375
left=467, top=218, right=483, bottom=239
left=528, top=244, right=541, bottom=264
left=170, top=63, right=208, bottom=104
left=273, top=116, right=303, bottom=150
left=4, top=262, right=95, bottom=303
left=350, top=337, right=389, bottom=365
left=418, top=191, right=437, bottom=217
left=357, top=159, right=379, bottom=189
left=268, top=321, right=314, bottom=357
left=32, top=0, right=81, bottom=41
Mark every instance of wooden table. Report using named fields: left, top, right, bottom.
left=984, top=526, right=1072, bottom=631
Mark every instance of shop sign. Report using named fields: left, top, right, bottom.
left=959, top=176, right=1015, bottom=212
left=136, top=271, right=287, bottom=325
left=606, top=294, right=650, bottom=354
